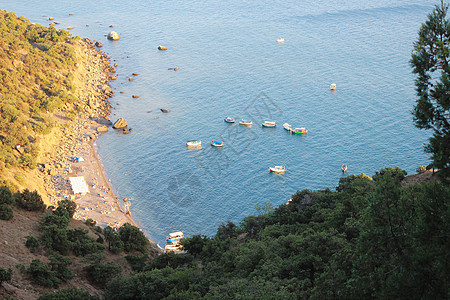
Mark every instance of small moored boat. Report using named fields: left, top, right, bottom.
left=291, top=127, right=308, bottom=134
left=262, top=121, right=276, bottom=128
left=224, top=117, right=235, bottom=123
left=269, top=166, right=286, bottom=173
left=186, top=140, right=201, bottom=147
left=276, top=38, right=285, bottom=43
left=283, top=123, right=292, bottom=131
left=239, top=120, right=253, bottom=126
left=211, top=140, right=224, bottom=147
left=165, top=231, right=184, bottom=253
left=330, top=83, right=336, bottom=90
left=166, top=231, right=184, bottom=244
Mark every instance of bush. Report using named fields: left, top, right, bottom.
left=85, top=218, right=96, bottom=226
left=25, top=235, right=40, bottom=252
left=27, top=259, right=61, bottom=287
left=40, top=224, right=71, bottom=255
left=58, top=199, right=76, bottom=218
left=84, top=261, right=121, bottom=287
left=125, top=254, right=149, bottom=272
left=40, top=207, right=70, bottom=229
left=0, top=268, right=12, bottom=286
left=15, top=189, right=46, bottom=211
left=0, top=186, right=14, bottom=204
left=118, top=223, right=149, bottom=253
left=48, top=254, right=74, bottom=281
left=38, top=287, right=99, bottom=300
left=416, top=165, right=427, bottom=174
left=67, top=228, right=105, bottom=256
left=0, top=204, right=13, bottom=220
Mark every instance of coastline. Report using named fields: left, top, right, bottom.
left=39, top=38, right=149, bottom=241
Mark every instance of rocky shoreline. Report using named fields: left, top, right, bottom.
left=36, top=39, right=142, bottom=233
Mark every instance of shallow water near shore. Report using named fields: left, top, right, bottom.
left=5, top=0, right=434, bottom=244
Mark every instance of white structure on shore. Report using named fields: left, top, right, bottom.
left=69, top=176, right=90, bottom=195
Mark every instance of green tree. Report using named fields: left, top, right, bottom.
left=58, top=199, right=77, bottom=218
left=0, top=186, right=14, bottom=204
left=15, top=189, right=46, bottom=211
left=0, top=203, right=13, bottom=220
left=27, top=259, right=61, bottom=287
left=118, top=223, right=149, bottom=253
left=410, top=0, right=450, bottom=178
left=0, top=268, right=12, bottom=286
left=25, top=235, right=40, bottom=252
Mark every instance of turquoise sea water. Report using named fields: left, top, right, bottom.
left=3, top=0, right=434, bottom=244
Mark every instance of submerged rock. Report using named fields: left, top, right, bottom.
left=107, top=31, right=120, bottom=40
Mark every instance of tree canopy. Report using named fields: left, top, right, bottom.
left=410, top=0, right=450, bottom=178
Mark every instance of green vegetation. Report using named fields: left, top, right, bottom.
left=0, top=267, right=12, bottom=286
left=15, top=189, right=46, bottom=211
left=102, top=167, right=449, bottom=299
left=410, top=1, right=450, bottom=178
left=0, top=10, right=80, bottom=182
left=25, top=235, right=40, bottom=252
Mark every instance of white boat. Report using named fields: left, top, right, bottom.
left=166, top=231, right=184, bottom=243
left=224, top=117, right=235, bottom=123
left=341, top=164, right=347, bottom=173
left=269, top=166, right=286, bottom=173
left=276, top=38, right=285, bottom=43
left=291, top=127, right=307, bottom=134
left=165, top=243, right=183, bottom=252
left=165, top=231, right=184, bottom=253
left=262, top=121, right=276, bottom=128
left=330, top=83, right=336, bottom=90
left=211, top=140, right=224, bottom=147
left=239, top=120, right=253, bottom=126
left=283, top=123, right=292, bottom=131
left=186, top=140, right=201, bottom=147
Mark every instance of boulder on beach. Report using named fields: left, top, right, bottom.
left=95, top=41, right=103, bottom=47
left=107, top=31, right=120, bottom=40
left=113, top=118, right=127, bottom=129
left=160, top=109, right=170, bottom=113
left=97, top=125, right=109, bottom=133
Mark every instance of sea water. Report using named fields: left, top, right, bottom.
left=3, top=0, right=434, bottom=244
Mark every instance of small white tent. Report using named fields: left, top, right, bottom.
left=69, top=176, right=89, bottom=195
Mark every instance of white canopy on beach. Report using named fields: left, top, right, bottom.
left=69, top=176, right=89, bottom=195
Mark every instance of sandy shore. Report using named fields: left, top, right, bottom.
left=38, top=39, right=144, bottom=236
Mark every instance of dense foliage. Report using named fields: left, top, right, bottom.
left=410, top=1, right=450, bottom=178
left=0, top=10, right=79, bottom=175
left=104, top=167, right=449, bottom=299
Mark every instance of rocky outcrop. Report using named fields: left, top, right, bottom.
left=113, top=118, right=127, bottom=129
left=107, top=31, right=120, bottom=40
left=95, top=41, right=103, bottom=47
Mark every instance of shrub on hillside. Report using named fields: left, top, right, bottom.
left=15, top=189, right=46, bottom=211
left=48, top=254, right=74, bottom=282
left=25, top=235, right=40, bottom=252
left=0, top=204, right=13, bottom=220
left=0, top=268, right=12, bottom=286
left=58, top=199, right=77, bottom=218
left=0, top=186, right=14, bottom=205
left=67, top=228, right=105, bottom=256
left=84, top=261, right=121, bottom=287
left=27, top=259, right=61, bottom=287
left=118, top=223, right=149, bottom=253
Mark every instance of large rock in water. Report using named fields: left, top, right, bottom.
left=97, top=125, right=109, bottom=133
left=107, top=31, right=120, bottom=40
left=113, top=118, right=127, bottom=129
